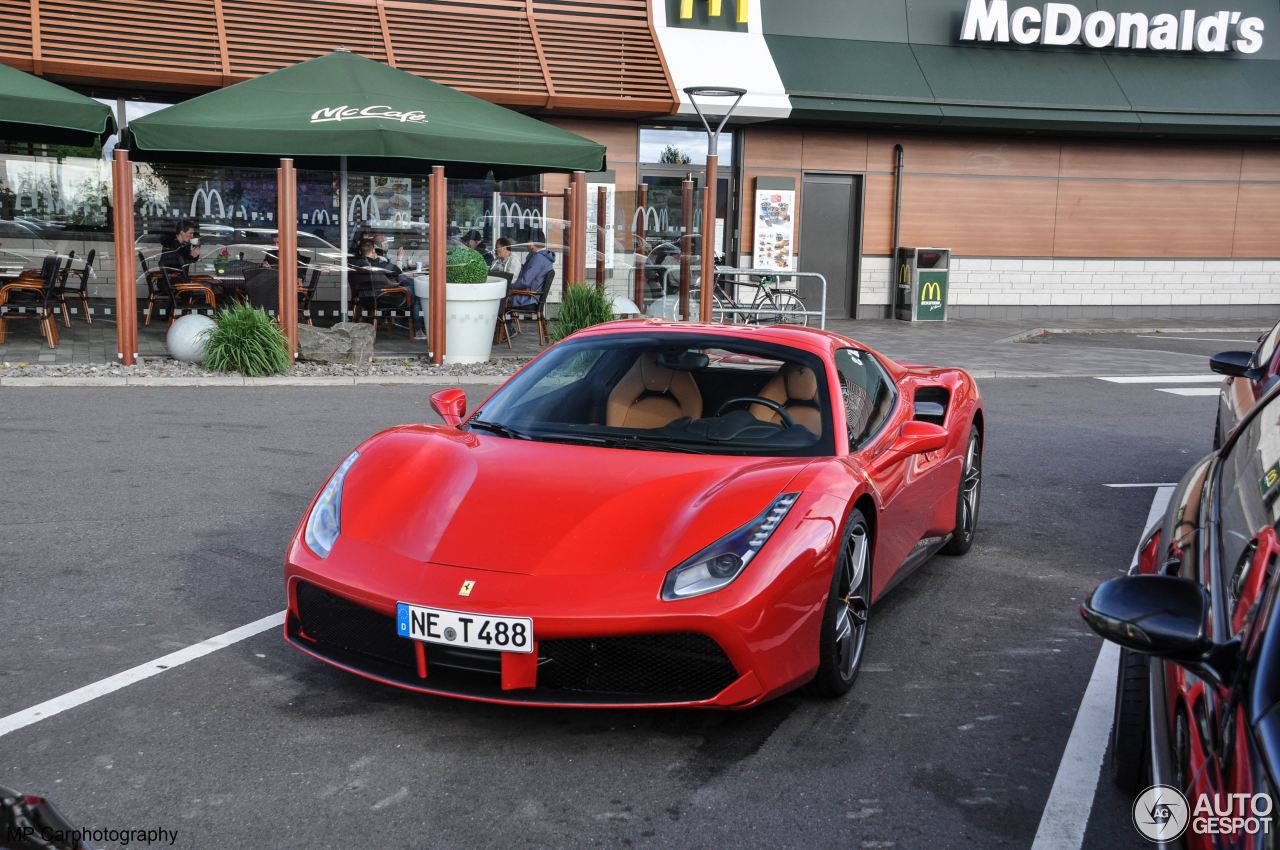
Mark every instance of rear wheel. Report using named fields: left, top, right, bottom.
left=809, top=509, right=871, bottom=697
left=941, top=425, right=982, bottom=556
left=1110, top=648, right=1151, bottom=793
left=753, top=290, right=809, bottom=326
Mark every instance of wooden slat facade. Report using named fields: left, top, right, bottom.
left=0, top=0, right=677, bottom=113
left=732, top=124, right=1280, bottom=260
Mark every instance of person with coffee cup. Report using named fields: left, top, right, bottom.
left=159, top=219, right=201, bottom=271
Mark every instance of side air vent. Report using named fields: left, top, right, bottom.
left=913, top=386, right=950, bottom=426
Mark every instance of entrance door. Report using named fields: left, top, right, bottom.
left=799, top=174, right=860, bottom=319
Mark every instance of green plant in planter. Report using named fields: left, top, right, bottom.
left=201, top=302, right=291, bottom=376
left=445, top=246, right=489, bottom=283
left=551, top=284, right=615, bottom=342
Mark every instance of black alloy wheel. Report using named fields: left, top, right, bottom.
left=942, top=425, right=982, bottom=556
left=809, top=509, right=872, bottom=697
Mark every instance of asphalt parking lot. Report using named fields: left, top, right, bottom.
left=0, top=351, right=1228, bottom=849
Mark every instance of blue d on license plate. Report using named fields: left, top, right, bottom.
left=396, top=602, right=533, bottom=654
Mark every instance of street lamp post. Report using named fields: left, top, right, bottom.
left=684, top=86, right=745, bottom=323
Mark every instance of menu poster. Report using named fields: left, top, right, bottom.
left=752, top=188, right=795, bottom=271
left=370, top=176, right=413, bottom=221
left=586, top=182, right=616, bottom=269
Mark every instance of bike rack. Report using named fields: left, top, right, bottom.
left=710, top=267, right=828, bottom=330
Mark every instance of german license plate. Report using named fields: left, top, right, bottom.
left=396, top=603, right=533, bottom=654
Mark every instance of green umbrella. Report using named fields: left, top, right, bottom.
left=0, top=63, right=116, bottom=145
left=122, top=50, right=605, bottom=177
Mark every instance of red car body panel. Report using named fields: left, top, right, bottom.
left=283, top=321, right=984, bottom=708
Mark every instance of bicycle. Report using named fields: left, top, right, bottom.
left=689, top=272, right=809, bottom=326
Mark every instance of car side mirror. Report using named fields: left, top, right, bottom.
left=429, top=388, right=467, bottom=427
left=891, top=420, right=948, bottom=455
left=1210, top=350, right=1259, bottom=380
left=1081, top=575, right=1238, bottom=686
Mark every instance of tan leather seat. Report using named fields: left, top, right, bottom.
left=750, top=363, right=823, bottom=435
left=606, top=352, right=702, bottom=429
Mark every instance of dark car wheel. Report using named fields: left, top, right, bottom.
left=809, top=509, right=872, bottom=698
left=1110, top=648, right=1151, bottom=793
left=941, top=425, right=982, bottom=556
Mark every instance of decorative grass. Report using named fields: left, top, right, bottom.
left=446, top=246, right=490, bottom=283
left=551, top=284, right=615, bottom=342
left=201, top=302, right=291, bottom=376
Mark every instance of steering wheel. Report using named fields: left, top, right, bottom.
left=715, top=396, right=796, bottom=428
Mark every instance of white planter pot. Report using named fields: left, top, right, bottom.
left=444, top=277, right=507, bottom=364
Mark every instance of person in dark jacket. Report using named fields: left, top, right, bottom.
left=508, top=236, right=555, bottom=309
left=463, top=229, right=495, bottom=266
left=351, top=238, right=424, bottom=337
left=158, top=219, right=200, bottom=270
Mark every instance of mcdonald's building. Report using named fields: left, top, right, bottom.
left=2, top=0, right=1279, bottom=325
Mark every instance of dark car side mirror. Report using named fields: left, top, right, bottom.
left=430, top=388, right=467, bottom=427
left=1081, top=574, right=1238, bottom=686
left=891, top=420, right=948, bottom=455
left=1210, top=350, right=1260, bottom=380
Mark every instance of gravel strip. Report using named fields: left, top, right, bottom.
left=0, top=356, right=528, bottom=380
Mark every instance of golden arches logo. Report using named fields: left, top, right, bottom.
left=680, top=0, right=748, bottom=24
left=899, top=263, right=910, bottom=283
left=920, top=281, right=943, bottom=303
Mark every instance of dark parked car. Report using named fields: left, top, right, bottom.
left=1082, top=382, right=1280, bottom=848
left=1211, top=318, right=1280, bottom=448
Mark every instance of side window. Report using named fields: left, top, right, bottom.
left=1255, top=321, right=1280, bottom=372
left=834, top=348, right=896, bottom=448
left=1217, top=395, right=1280, bottom=602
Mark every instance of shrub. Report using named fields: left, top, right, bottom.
left=445, top=246, right=489, bottom=283
left=552, top=284, right=615, bottom=342
left=202, top=302, right=291, bottom=376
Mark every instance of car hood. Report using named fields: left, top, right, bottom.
left=340, top=425, right=815, bottom=575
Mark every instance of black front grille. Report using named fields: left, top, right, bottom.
left=291, top=582, right=738, bottom=704
left=294, top=581, right=417, bottom=675
left=539, top=634, right=738, bottom=701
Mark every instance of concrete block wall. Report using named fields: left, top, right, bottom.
left=855, top=256, right=1280, bottom=320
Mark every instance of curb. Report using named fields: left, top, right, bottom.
left=0, top=373, right=512, bottom=388
left=997, top=326, right=1268, bottom=344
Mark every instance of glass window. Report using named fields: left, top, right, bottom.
left=639, top=127, right=736, bottom=166
left=1217, top=393, right=1280, bottom=593
left=471, top=332, right=834, bottom=457
left=1254, top=320, right=1280, bottom=371
left=834, top=348, right=896, bottom=448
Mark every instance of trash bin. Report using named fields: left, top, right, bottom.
left=894, top=247, right=950, bottom=322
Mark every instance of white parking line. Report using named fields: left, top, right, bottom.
left=1155, top=387, right=1221, bottom=397
left=1136, top=336, right=1256, bottom=343
left=1097, top=375, right=1219, bottom=384
left=1104, top=483, right=1177, bottom=488
left=0, top=610, right=285, bottom=739
left=1030, top=487, right=1173, bottom=850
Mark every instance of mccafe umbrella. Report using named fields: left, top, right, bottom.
left=0, top=62, right=116, bottom=146
left=121, top=50, right=605, bottom=177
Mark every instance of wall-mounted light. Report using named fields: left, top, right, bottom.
left=679, top=0, right=748, bottom=23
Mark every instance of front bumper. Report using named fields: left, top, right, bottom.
left=283, top=537, right=827, bottom=709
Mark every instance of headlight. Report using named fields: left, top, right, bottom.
left=303, top=450, right=360, bottom=558
left=661, top=492, right=800, bottom=601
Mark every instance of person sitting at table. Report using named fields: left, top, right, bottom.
left=463, top=229, right=495, bottom=266
left=262, top=233, right=308, bottom=274
left=508, top=235, right=555, bottom=309
left=158, top=219, right=200, bottom=271
left=489, top=237, right=520, bottom=280
left=351, top=238, right=425, bottom=339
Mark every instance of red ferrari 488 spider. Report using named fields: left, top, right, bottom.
left=284, top=320, right=984, bottom=708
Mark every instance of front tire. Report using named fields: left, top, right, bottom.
left=941, top=425, right=982, bottom=556
left=809, top=509, right=872, bottom=697
left=1110, top=648, right=1151, bottom=792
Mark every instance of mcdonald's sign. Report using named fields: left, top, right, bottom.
left=916, top=271, right=948, bottom=321
left=671, top=0, right=747, bottom=27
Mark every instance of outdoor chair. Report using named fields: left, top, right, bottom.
left=298, top=265, right=321, bottom=325
left=0, top=254, right=63, bottom=348
left=243, top=267, right=281, bottom=315
left=350, top=268, right=412, bottom=340
left=496, top=268, right=555, bottom=347
left=48, top=250, right=76, bottom=327
left=152, top=265, right=217, bottom=325
left=53, top=249, right=94, bottom=326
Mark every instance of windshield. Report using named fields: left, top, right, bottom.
left=470, top=333, right=835, bottom=457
